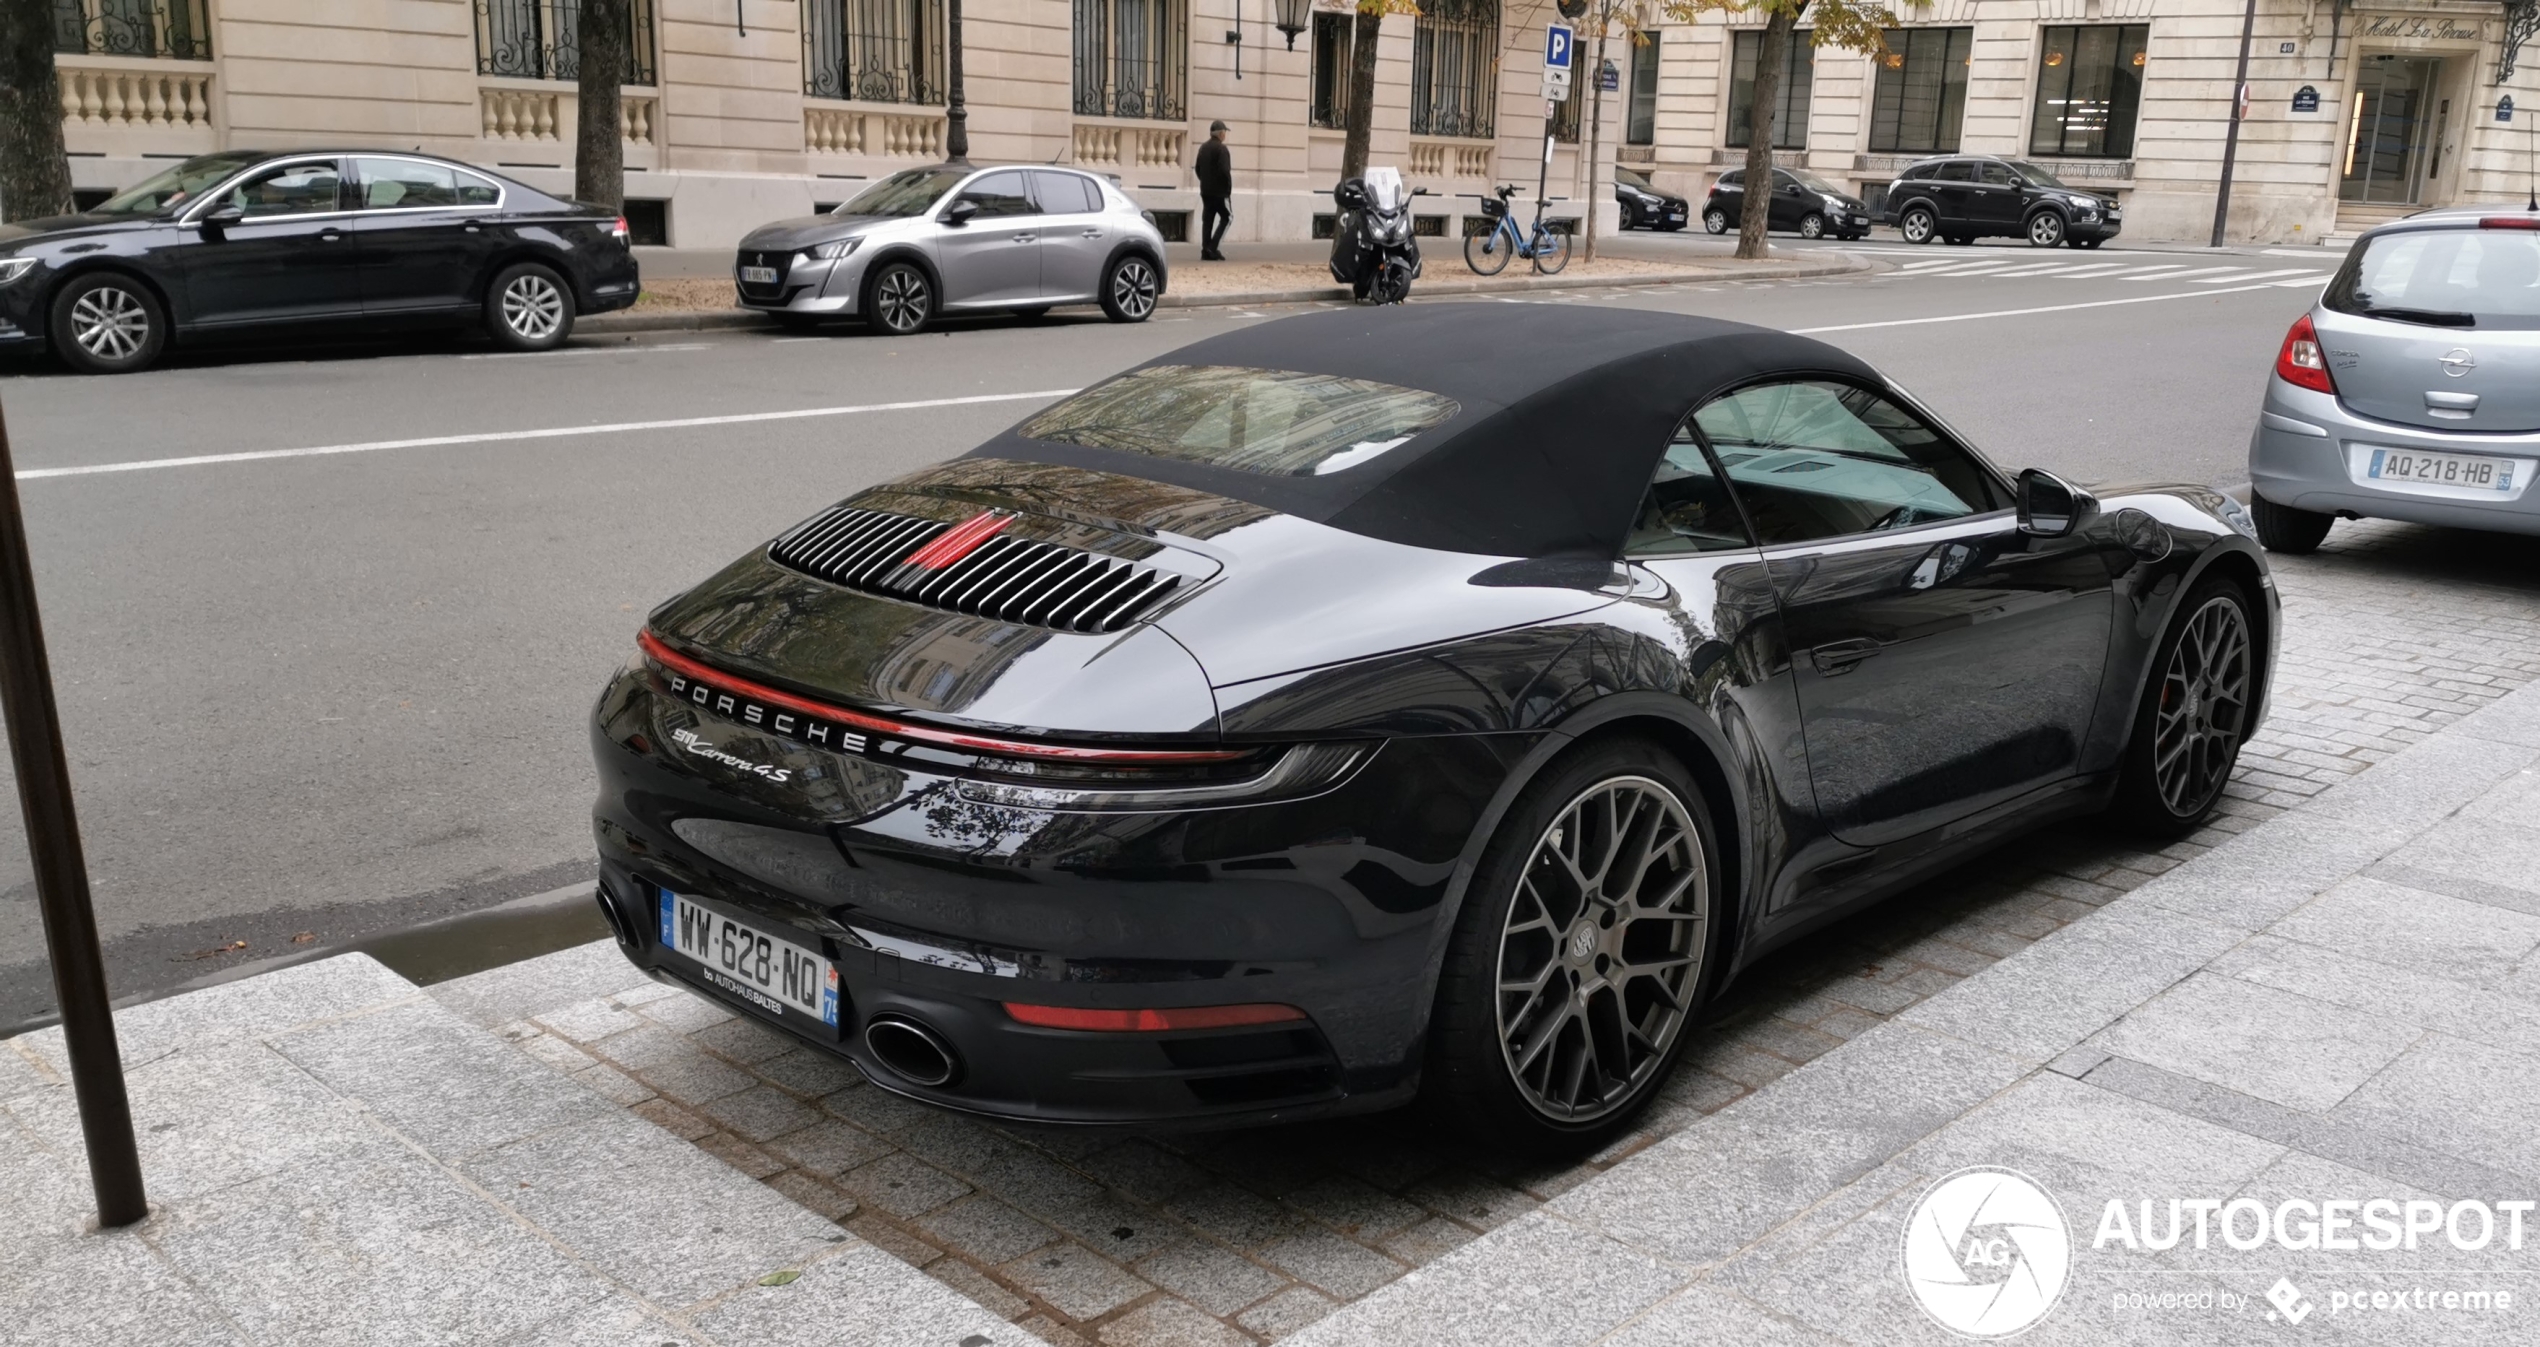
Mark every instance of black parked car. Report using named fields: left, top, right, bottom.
left=1614, top=167, right=1688, bottom=231
left=1882, top=154, right=2123, bottom=248
left=1702, top=166, right=1872, bottom=240
left=592, top=305, right=2274, bottom=1152
left=0, top=149, right=637, bottom=374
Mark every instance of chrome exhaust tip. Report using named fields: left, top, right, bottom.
left=863, top=1015, right=960, bottom=1088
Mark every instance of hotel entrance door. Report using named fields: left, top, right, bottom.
left=2341, top=56, right=2445, bottom=204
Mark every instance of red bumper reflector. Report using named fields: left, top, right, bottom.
left=1002, top=1002, right=1308, bottom=1032
left=903, top=510, right=1013, bottom=569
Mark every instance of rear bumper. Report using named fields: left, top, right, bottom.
left=2249, top=378, right=2540, bottom=535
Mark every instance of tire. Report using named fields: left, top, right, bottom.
left=1426, top=738, right=1724, bottom=1156
left=2080, top=237, right=2104, bottom=249
left=1944, top=235, right=1974, bottom=246
left=1371, top=258, right=1413, bottom=305
left=2112, top=578, right=2258, bottom=836
left=1464, top=227, right=1512, bottom=275
left=1702, top=208, right=1729, bottom=235
left=863, top=260, right=933, bottom=335
left=1898, top=205, right=1937, bottom=245
left=1100, top=253, right=1159, bottom=322
left=1798, top=212, right=1826, bottom=240
left=1531, top=227, right=1572, bottom=276
left=485, top=262, right=574, bottom=351
left=49, top=272, right=166, bottom=374
left=2251, top=494, right=2334, bottom=554
left=2027, top=211, right=2067, bottom=248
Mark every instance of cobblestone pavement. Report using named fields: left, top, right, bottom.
left=496, top=518, right=2540, bottom=1347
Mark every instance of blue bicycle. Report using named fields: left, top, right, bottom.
left=1464, top=184, right=1572, bottom=276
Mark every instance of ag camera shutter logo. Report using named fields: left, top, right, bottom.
left=1902, top=1167, right=2072, bottom=1337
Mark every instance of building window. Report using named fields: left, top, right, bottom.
left=2029, top=23, right=2149, bottom=158
left=804, top=0, right=945, bottom=104
left=1728, top=28, right=1812, bottom=150
left=1310, top=12, right=1352, bottom=131
left=51, top=0, right=210, bottom=59
left=1869, top=27, right=1970, bottom=154
left=473, top=0, right=658, bottom=84
left=1552, top=89, right=1581, bottom=143
left=1074, top=0, right=1188, bottom=121
left=1411, top=0, right=1497, bottom=140
left=1627, top=32, right=1661, bottom=146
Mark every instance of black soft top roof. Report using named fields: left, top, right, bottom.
left=964, top=303, right=1881, bottom=558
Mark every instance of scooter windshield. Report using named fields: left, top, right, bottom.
left=1363, top=167, right=1407, bottom=212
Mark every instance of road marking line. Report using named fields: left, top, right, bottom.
left=2193, top=267, right=2316, bottom=284
left=1791, top=280, right=2310, bottom=334
left=2263, top=247, right=2346, bottom=257
left=15, top=389, right=1081, bottom=482
left=2102, top=265, right=2199, bottom=278
left=2120, top=266, right=2245, bottom=282
left=2043, top=263, right=2137, bottom=277
left=2271, top=274, right=2334, bottom=287
left=459, top=342, right=712, bottom=360
left=1979, top=263, right=2077, bottom=277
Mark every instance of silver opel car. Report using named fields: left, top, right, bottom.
left=733, top=163, right=1168, bottom=335
left=2250, top=207, right=2540, bottom=551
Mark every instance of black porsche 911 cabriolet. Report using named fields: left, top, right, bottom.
left=590, top=305, right=2276, bottom=1152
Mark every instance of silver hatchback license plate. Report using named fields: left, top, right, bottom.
left=2367, top=447, right=2516, bottom=492
left=659, top=890, right=839, bottom=1025
left=739, top=265, right=779, bottom=285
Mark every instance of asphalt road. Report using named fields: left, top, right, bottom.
left=0, top=251, right=2322, bottom=1025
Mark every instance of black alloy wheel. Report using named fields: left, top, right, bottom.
left=486, top=262, right=574, bottom=351
left=51, top=272, right=166, bottom=374
left=864, top=261, right=933, bottom=335
left=2251, top=494, right=2334, bottom=554
left=1101, top=254, right=1159, bottom=323
left=1428, top=738, right=1720, bottom=1154
left=1898, top=205, right=1937, bottom=244
left=1703, top=207, right=1730, bottom=235
left=2027, top=211, right=2067, bottom=248
left=1798, top=213, right=1826, bottom=240
left=2115, top=579, right=2256, bottom=834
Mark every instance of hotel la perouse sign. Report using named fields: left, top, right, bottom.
left=2357, top=15, right=2485, bottom=41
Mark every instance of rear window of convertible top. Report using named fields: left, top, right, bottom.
left=1020, top=365, right=1461, bottom=476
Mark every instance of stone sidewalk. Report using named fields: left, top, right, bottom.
left=0, top=953, right=1027, bottom=1347
left=1292, top=631, right=2540, bottom=1345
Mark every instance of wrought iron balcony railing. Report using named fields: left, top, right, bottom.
left=51, top=0, right=210, bottom=61
left=474, top=0, right=658, bottom=85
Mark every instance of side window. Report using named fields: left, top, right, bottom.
left=453, top=168, right=502, bottom=206
left=1978, top=162, right=2018, bottom=188
left=1033, top=171, right=1099, bottom=215
left=353, top=158, right=476, bottom=209
left=1692, top=380, right=2005, bottom=546
left=958, top=171, right=1037, bottom=219
left=225, top=162, right=342, bottom=218
left=1626, top=426, right=1753, bottom=556
left=1933, top=160, right=1974, bottom=183
left=1718, top=170, right=1743, bottom=188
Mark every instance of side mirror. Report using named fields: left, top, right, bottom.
left=199, top=204, right=244, bottom=232
left=2017, top=468, right=2100, bottom=538
left=941, top=198, right=979, bottom=226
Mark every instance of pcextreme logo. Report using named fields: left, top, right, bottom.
left=1902, top=1167, right=2073, bottom=1338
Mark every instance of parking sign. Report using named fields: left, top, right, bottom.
left=1545, top=24, right=1573, bottom=71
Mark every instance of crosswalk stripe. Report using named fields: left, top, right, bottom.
left=2104, top=265, right=2200, bottom=278
left=1982, top=263, right=2078, bottom=277
left=2270, top=273, right=2334, bottom=287
left=2194, top=267, right=2317, bottom=284
left=2120, top=266, right=2246, bottom=282
left=2044, top=263, right=2136, bottom=277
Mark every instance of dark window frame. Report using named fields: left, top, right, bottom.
left=1073, top=0, right=1189, bottom=122
left=803, top=0, right=946, bottom=105
left=1627, top=30, right=1661, bottom=146
left=1868, top=26, right=1971, bottom=155
left=51, top=0, right=210, bottom=60
left=472, top=0, right=659, bottom=85
left=1310, top=11, right=1353, bottom=131
left=1728, top=27, right=1813, bottom=150
left=1410, top=0, right=1498, bottom=140
left=2028, top=23, right=2150, bottom=159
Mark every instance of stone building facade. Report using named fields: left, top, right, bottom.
left=37, top=0, right=2540, bottom=248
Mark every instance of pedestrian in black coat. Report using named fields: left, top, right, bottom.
left=1197, top=121, right=1233, bottom=261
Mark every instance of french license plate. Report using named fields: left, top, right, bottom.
left=2368, top=447, right=2515, bottom=492
left=739, top=265, right=779, bottom=285
left=658, top=890, right=839, bottom=1025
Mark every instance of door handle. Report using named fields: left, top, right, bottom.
left=463, top=219, right=485, bottom=233
left=318, top=227, right=343, bottom=241
left=1012, top=233, right=1036, bottom=243
left=2425, top=391, right=2480, bottom=408
left=1083, top=229, right=1104, bottom=239
left=1810, top=639, right=1883, bottom=677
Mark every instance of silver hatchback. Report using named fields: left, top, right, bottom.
left=733, top=164, right=1168, bottom=334
left=2249, top=207, right=2540, bottom=551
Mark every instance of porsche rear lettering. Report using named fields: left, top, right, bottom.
left=663, top=673, right=869, bottom=756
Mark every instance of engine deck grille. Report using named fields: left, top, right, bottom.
left=767, top=505, right=1183, bottom=635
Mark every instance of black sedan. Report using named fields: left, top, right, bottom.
left=0, top=149, right=637, bottom=374
left=1614, top=167, right=1688, bottom=231
left=1703, top=166, right=1873, bottom=240
left=590, top=306, right=2275, bottom=1152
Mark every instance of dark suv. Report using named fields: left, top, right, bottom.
left=1881, top=155, right=2122, bottom=249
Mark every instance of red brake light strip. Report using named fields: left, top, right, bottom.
left=1002, top=1002, right=1307, bottom=1032
left=903, top=510, right=1014, bottom=570
left=637, top=629, right=1245, bottom=764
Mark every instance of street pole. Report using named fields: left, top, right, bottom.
left=945, top=0, right=968, bottom=163
left=2210, top=0, right=2259, bottom=248
left=0, top=395, right=145, bottom=1228
left=1583, top=12, right=1611, bottom=263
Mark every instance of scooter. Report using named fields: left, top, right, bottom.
left=1328, top=167, right=1425, bottom=305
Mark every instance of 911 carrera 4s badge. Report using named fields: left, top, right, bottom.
left=670, top=727, right=795, bottom=782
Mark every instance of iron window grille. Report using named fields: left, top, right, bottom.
left=474, top=0, right=658, bottom=85
left=1410, top=0, right=1497, bottom=140
left=1869, top=26, right=1971, bottom=154
left=1627, top=32, right=1660, bottom=146
left=1073, top=0, right=1188, bottom=121
left=1310, top=11, right=1353, bottom=131
left=804, top=0, right=946, bottom=104
left=50, top=0, right=209, bottom=60
left=2028, top=23, right=2148, bottom=159
left=1552, top=85, right=1581, bottom=143
left=1728, top=28, right=1812, bottom=150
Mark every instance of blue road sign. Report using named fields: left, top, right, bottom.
left=1545, top=24, right=1573, bottom=71
left=2501, top=96, right=2516, bottom=123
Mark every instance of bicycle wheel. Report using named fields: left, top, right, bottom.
left=1531, top=226, right=1573, bottom=275
left=1465, top=226, right=1512, bottom=276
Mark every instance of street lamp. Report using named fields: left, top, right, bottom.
left=1274, top=0, right=1309, bottom=49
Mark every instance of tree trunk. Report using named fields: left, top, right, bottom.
left=574, top=0, right=629, bottom=211
left=1583, top=17, right=1610, bottom=264
left=1738, top=7, right=1801, bottom=262
left=0, top=0, right=73, bottom=222
left=1339, top=6, right=1383, bottom=183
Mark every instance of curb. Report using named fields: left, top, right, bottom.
left=580, top=253, right=1871, bottom=336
